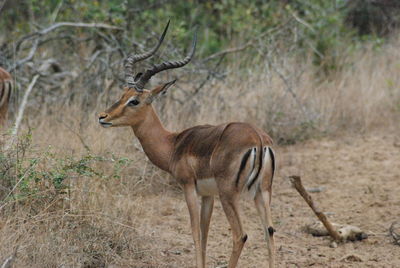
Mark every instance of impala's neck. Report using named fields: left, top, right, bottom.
left=131, top=105, right=174, bottom=172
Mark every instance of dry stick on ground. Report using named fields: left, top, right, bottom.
left=389, top=221, right=400, bottom=245
left=288, top=175, right=342, bottom=241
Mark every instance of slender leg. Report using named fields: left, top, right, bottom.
left=200, top=196, right=214, bottom=267
left=219, top=195, right=247, bottom=268
left=254, top=189, right=275, bottom=268
left=183, top=184, right=203, bottom=268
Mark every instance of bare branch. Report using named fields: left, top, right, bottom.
left=289, top=10, right=316, bottom=34
left=38, top=22, right=123, bottom=34
left=4, top=75, right=40, bottom=150
left=10, top=39, right=39, bottom=71
left=13, top=22, right=123, bottom=62
left=202, top=22, right=290, bottom=63
left=202, top=41, right=253, bottom=62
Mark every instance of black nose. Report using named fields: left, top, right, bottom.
left=99, top=114, right=107, bottom=120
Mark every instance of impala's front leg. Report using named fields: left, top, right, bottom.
left=183, top=183, right=203, bottom=268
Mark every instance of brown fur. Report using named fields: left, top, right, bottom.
left=99, top=84, right=276, bottom=268
left=0, top=67, right=12, bottom=126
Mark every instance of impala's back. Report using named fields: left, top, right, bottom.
left=0, top=67, right=12, bottom=125
left=170, top=122, right=275, bottom=199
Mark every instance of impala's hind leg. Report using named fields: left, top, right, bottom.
left=254, top=189, right=275, bottom=267
left=200, top=196, right=214, bottom=267
left=220, top=194, right=247, bottom=268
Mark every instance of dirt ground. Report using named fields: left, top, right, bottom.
left=131, top=132, right=400, bottom=268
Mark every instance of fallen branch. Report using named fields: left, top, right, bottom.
left=288, top=175, right=342, bottom=241
left=389, top=221, right=400, bottom=245
left=288, top=175, right=369, bottom=242
left=288, top=175, right=368, bottom=242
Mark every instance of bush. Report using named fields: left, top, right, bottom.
left=0, top=131, right=131, bottom=213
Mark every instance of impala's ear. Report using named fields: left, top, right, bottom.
left=147, top=79, right=177, bottom=103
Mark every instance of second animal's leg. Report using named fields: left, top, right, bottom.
left=184, top=184, right=203, bottom=268
left=254, top=189, right=275, bottom=267
left=200, top=196, right=214, bottom=267
left=220, top=194, right=247, bottom=268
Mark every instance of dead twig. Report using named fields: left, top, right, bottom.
left=389, top=221, right=400, bottom=245
left=288, top=175, right=368, bottom=242
left=288, top=175, right=342, bottom=241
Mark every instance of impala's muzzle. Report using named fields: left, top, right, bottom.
left=98, top=113, right=112, bottom=128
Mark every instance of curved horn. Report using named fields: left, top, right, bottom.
left=134, top=28, right=197, bottom=90
left=124, top=20, right=170, bottom=89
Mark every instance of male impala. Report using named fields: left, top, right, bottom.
left=0, top=67, right=12, bottom=126
left=99, top=22, right=276, bottom=268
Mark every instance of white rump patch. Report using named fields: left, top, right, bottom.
left=244, top=146, right=272, bottom=199
left=196, top=178, right=219, bottom=196
left=244, top=147, right=257, bottom=189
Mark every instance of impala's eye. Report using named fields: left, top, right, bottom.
left=128, top=99, right=140, bottom=106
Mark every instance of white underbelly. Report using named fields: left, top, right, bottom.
left=196, top=178, right=219, bottom=196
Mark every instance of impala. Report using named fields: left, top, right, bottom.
left=0, top=67, right=12, bottom=126
left=99, top=22, right=276, bottom=268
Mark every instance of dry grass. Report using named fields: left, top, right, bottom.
left=1, top=38, right=400, bottom=267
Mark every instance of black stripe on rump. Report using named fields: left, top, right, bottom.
left=0, top=82, right=5, bottom=105
left=268, top=147, right=275, bottom=185
left=235, top=148, right=252, bottom=187
left=248, top=146, right=264, bottom=190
